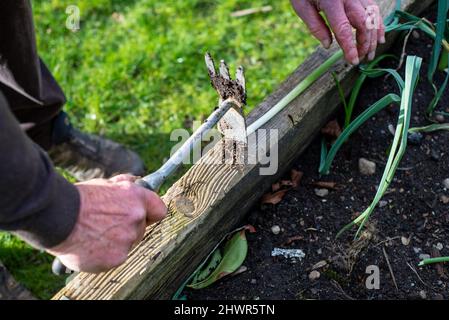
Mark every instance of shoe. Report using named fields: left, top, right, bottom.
left=48, top=112, right=146, bottom=181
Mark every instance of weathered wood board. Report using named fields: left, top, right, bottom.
left=54, top=0, right=433, bottom=300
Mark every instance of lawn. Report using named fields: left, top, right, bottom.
left=0, top=0, right=316, bottom=299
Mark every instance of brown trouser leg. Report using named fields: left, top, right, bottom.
left=0, top=0, right=67, bottom=150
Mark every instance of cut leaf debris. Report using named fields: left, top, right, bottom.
left=261, top=169, right=303, bottom=205
left=187, top=226, right=254, bottom=290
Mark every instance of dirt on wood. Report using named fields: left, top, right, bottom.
left=186, top=5, right=449, bottom=300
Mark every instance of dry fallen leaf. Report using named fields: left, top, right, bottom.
left=282, top=235, right=304, bottom=246
left=321, top=120, right=342, bottom=140
left=291, top=169, right=304, bottom=188
left=261, top=189, right=289, bottom=205
left=313, top=181, right=337, bottom=190
left=272, top=182, right=281, bottom=192
left=261, top=170, right=304, bottom=205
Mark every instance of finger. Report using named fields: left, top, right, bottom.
left=367, top=27, right=377, bottom=61
left=378, top=20, right=385, bottom=44
left=141, top=189, right=167, bottom=225
left=291, top=0, right=332, bottom=49
left=362, top=0, right=379, bottom=60
left=320, top=1, right=359, bottom=65
left=344, top=0, right=370, bottom=59
left=376, top=3, right=386, bottom=44
left=131, top=221, right=147, bottom=250
left=110, top=174, right=138, bottom=183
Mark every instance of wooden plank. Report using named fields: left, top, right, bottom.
left=54, top=0, right=433, bottom=300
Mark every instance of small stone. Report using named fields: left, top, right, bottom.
left=314, top=188, right=329, bottom=198
left=312, top=260, right=327, bottom=270
left=359, top=158, right=376, bottom=176
left=309, top=270, right=321, bottom=281
left=435, top=243, right=444, bottom=251
left=250, top=279, right=257, bottom=285
left=271, top=225, right=281, bottom=235
left=408, top=132, right=423, bottom=145
left=435, top=114, right=445, bottom=123
left=412, top=30, right=420, bottom=39
left=440, top=195, right=449, bottom=204
left=413, top=247, right=422, bottom=254
left=431, top=149, right=441, bottom=162
left=419, top=290, right=427, bottom=300
left=379, top=200, right=388, bottom=208
left=443, top=178, right=449, bottom=190
left=419, top=253, right=431, bottom=260
left=401, top=236, right=411, bottom=246
left=388, top=124, right=396, bottom=135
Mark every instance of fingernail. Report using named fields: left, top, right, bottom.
left=368, top=51, right=375, bottom=61
left=351, top=57, right=360, bottom=65
left=321, top=39, right=331, bottom=49
left=379, top=36, right=386, bottom=44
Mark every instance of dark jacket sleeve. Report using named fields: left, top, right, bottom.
left=0, top=91, right=80, bottom=249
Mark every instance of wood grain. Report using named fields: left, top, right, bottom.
left=54, top=0, right=433, bottom=300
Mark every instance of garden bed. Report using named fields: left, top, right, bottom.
left=187, top=5, right=449, bottom=300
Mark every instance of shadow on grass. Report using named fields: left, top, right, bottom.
left=0, top=233, right=67, bottom=300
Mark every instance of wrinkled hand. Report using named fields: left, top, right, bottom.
left=47, top=174, right=167, bottom=273
left=291, top=0, right=385, bottom=65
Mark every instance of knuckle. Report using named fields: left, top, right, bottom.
left=131, top=207, right=146, bottom=222
left=120, top=180, right=135, bottom=191
left=308, top=24, right=325, bottom=38
left=335, top=21, right=353, bottom=38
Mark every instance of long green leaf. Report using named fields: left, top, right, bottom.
left=337, top=56, right=422, bottom=239
left=427, top=0, right=449, bottom=115
left=428, top=0, right=448, bottom=83
left=409, top=123, right=449, bottom=133
left=331, top=71, right=349, bottom=115
left=319, top=94, right=401, bottom=175
left=344, top=54, right=397, bottom=128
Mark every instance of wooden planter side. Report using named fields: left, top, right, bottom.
left=54, top=0, right=433, bottom=300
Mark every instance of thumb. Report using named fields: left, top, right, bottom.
left=109, top=174, right=139, bottom=183
left=141, top=189, right=167, bottom=225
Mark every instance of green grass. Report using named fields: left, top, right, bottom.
left=0, top=0, right=316, bottom=299
left=0, top=233, right=67, bottom=300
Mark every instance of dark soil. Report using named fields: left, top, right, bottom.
left=187, top=6, right=449, bottom=300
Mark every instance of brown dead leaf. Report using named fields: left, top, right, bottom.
left=261, top=189, right=289, bottom=205
left=282, top=235, right=304, bottom=246
left=291, top=169, right=304, bottom=188
left=281, top=180, right=293, bottom=186
left=272, top=182, right=281, bottom=192
left=321, top=120, right=342, bottom=139
left=261, top=169, right=303, bottom=205
left=313, top=181, right=337, bottom=190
